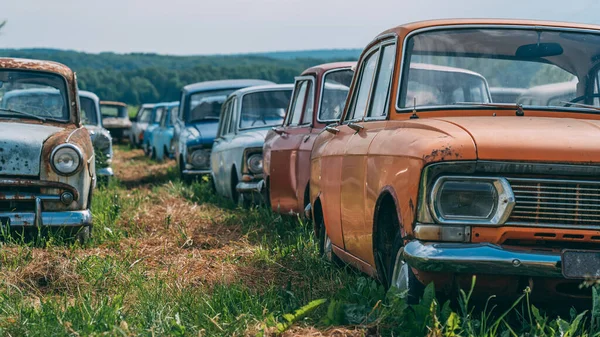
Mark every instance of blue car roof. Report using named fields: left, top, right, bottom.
left=182, top=79, right=275, bottom=94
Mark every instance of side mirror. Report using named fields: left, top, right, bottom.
left=272, top=126, right=286, bottom=136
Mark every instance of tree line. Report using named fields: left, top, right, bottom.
left=0, top=48, right=359, bottom=105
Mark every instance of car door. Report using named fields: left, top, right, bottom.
left=269, top=77, right=315, bottom=213
left=339, top=41, right=396, bottom=260
left=211, top=97, right=233, bottom=196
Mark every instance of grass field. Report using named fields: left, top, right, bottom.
left=2, top=145, right=600, bottom=336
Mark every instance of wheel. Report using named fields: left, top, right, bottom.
left=263, top=177, right=272, bottom=210
left=388, top=233, right=424, bottom=304
left=75, top=226, right=91, bottom=245
left=151, top=147, right=157, bottom=160
left=318, top=217, right=342, bottom=265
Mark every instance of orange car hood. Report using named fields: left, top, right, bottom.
left=436, top=116, right=600, bottom=163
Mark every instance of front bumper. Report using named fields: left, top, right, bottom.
left=2, top=207, right=92, bottom=228
left=403, top=240, right=562, bottom=278
left=236, top=179, right=265, bottom=193
left=97, top=167, right=114, bottom=177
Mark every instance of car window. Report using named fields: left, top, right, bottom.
left=287, top=80, right=309, bottom=126
left=187, top=89, right=236, bottom=123
left=301, top=82, right=314, bottom=124
left=80, top=96, right=98, bottom=125
left=228, top=98, right=237, bottom=134
left=319, top=69, right=353, bottom=122
left=101, top=105, right=120, bottom=117
left=347, top=48, right=380, bottom=121
left=367, top=43, right=396, bottom=118
left=169, top=106, right=178, bottom=126
left=154, top=107, right=165, bottom=124
left=138, top=108, right=152, bottom=123
left=217, top=100, right=230, bottom=137
left=239, top=90, right=292, bottom=130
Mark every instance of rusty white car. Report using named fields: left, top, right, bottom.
left=100, top=100, right=131, bottom=143
left=0, top=58, right=94, bottom=242
left=80, top=91, right=114, bottom=181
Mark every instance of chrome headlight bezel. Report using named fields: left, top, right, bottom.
left=51, top=144, right=83, bottom=176
left=247, top=153, right=263, bottom=175
left=189, top=149, right=210, bottom=169
left=428, top=176, right=515, bottom=225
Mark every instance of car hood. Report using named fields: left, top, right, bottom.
left=233, top=128, right=269, bottom=147
left=103, top=117, right=131, bottom=128
left=436, top=116, right=600, bottom=163
left=187, top=121, right=219, bottom=147
left=0, top=122, right=66, bottom=176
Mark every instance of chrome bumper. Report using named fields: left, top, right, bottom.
left=236, top=180, right=264, bottom=193
left=97, top=167, right=114, bottom=177
left=403, top=241, right=562, bottom=278
left=2, top=208, right=92, bottom=227
left=182, top=169, right=211, bottom=176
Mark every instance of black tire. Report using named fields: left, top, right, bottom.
left=388, top=233, right=424, bottom=304
left=318, top=217, right=342, bottom=265
left=151, top=147, right=157, bottom=160
left=263, top=177, right=272, bottom=210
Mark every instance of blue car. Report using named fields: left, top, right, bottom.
left=173, top=79, right=274, bottom=182
left=149, top=102, right=179, bottom=161
left=143, top=102, right=175, bottom=156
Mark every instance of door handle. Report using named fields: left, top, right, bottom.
left=272, top=127, right=286, bottom=136
left=348, top=122, right=364, bottom=132
left=303, top=134, right=311, bottom=143
left=325, top=125, right=340, bottom=134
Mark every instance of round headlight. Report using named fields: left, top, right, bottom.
left=190, top=149, right=209, bottom=169
left=247, top=154, right=263, bottom=175
left=51, top=144, right=83, bottom=176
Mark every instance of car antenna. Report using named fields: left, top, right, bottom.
left=410, top=97, right=419, bottom=119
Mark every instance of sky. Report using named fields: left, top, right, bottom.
left=1, top=0, right=599, bottom=55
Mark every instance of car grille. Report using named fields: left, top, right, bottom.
left=507, top=178, right=600, bottom=227
left=0, top=186, right=41, bottom=212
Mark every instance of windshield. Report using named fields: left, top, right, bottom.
left=319, top=69, right=353, bottom=121
left=187, top=89, right=238, bottom=123
left=101, top=104, right=128, bottom=118
left=399, top=28, right=600, bottom=112
left=80, top=96, right=98, bottom=125
left=0, top=70, right=69, bottom=121
left=239, top=90, right=292, bottom=130
left=153, top=107, right=165, bottom=124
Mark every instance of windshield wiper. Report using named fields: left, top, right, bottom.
left=454, top=102, right=525, bottom=116
left=0, top=108, right=46, bottom=121
left=559, top=101, right=600, bottom=112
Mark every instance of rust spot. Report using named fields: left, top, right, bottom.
left=423, top=146, right=457, bottom=163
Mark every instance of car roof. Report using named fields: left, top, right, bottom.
left=230, top=84, right=294, bottom=97
left=182, top=79, right=275, bottom=94
left=79, top=90, right=100, bottom=102
left=301, top=62, right=356, bottom=77
left=100, top=100, right=127, bottom=107
left=0, top=57, right=74, bottom=79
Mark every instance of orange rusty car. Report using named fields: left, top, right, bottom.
left=309, top=19, right=600, bottom=303
left=263, top=62, right=354, bottom=215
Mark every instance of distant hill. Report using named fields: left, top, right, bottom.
left=0, top=48, right=359, bottom=105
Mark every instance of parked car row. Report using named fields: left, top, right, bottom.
left=5, top=18, right=600, bottom=305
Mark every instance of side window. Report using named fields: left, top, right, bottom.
left=288, top=80, right=309, bottom=126
left=301, top=81, right=314, bottom=124
left=170, top=107, right=179, bottom=126
left=319, top=69, right=354, bottom=122
left=228, top=98, right=237, bottom=134
left=139, top=108, right=151, bottom=123
left=367, top=43, right=396, bottom=118
left=347, top=48, right=380, bottom=121
left=217, top=100, right=230, bottom=138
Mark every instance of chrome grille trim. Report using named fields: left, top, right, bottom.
left=506, top=177, right=600, bottom=229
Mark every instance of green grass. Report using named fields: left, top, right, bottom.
left=128, top=105, right=139, bottom=118
left=2, top=150, right=600, bottom=336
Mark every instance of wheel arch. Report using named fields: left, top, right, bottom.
left=312, top=193, right=324, bottom=237
left=372, top=186, right=404, bottom=283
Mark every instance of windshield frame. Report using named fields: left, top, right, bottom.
left=316, top=67, right=354, bottom=124
left=395, top=24, right=600, bottom=115
left=0, top=69, right=72, bottom=123
left=238, top=88, right=292, bottom=131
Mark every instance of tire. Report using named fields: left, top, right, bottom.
left=151, top=147, right=157, bottom=160
left=318, top=217, right=342, bottom=265
left=388, top=233, right=424, bottom=304
left=75, top=226, right=91, bottom=245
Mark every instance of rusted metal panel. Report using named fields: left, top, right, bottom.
left=0, top=122, right=65, bottom=176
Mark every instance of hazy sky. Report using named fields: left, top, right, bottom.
left=1, top=0, right=599, bottom=55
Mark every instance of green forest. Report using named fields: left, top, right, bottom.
left=0, top=48, right=360, bottom=105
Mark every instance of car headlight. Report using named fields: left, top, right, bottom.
left=429, top=176, right=515, bottom=225
left=92, top=133, right=112, bottom=153
left=247, top=153, right=263, bottom=175
left=190, top=149, right=210, bottom=168
left=51, top=144, right=83, bottom=176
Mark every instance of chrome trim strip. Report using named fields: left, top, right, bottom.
left=394, top=24, right=600, bottom=113
left=403, top=240, right=562, bottom=278
left=0, top=193, right=60, bottom=201
left=182, top=169, right=211, bottom=175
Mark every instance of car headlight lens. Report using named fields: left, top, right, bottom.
left=430, top=177, right=515, bottom=224
left=190, top=149, right=210, bottom=168
left=247, top=153, right=263, bottom=175
left=51, top=144, right=82, bottom=175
